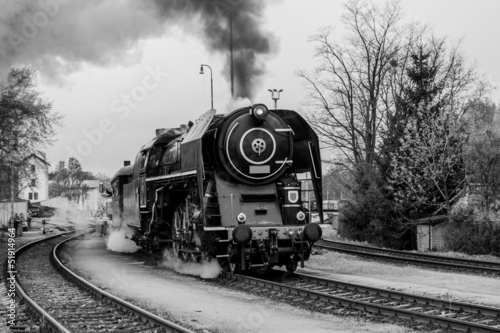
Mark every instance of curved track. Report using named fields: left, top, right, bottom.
left=7, top=231, right=194, bottom=333
left=222, top=271, right=500, bottom=332
left=315, top=239, right=500, bottom=275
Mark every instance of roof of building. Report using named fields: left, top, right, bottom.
left=22, top=153, right=50, bottom=166
left=414, top=215, right=449, bottom=226
left=82, top=180, right=100, bottom=188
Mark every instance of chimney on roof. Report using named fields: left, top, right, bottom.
left=124, top=161, right=130, bottom=166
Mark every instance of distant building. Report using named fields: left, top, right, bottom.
left=78, top=180, right=102, bottom=213
left=18, top=153, right=50, bottom=203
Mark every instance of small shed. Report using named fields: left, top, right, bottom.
left=0, top=199, right=29, bottom=228
left=414, top=215, right=449, bottom=251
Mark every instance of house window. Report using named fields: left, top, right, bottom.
left=29, top=193, right=33, bottom=200
left=31, top=179, right=36, bottom=186
left=34, top=192, right=38, bottom=200
left=31, top=164, right=36, bottom=173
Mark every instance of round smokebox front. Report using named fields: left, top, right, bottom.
left=220, top=110, right=292, bottom=184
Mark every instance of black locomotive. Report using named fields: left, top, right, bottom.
left=109, top=104, right=323, bottom=272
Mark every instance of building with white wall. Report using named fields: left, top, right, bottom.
left=18, top=153, right=50, bottom=203
left=78, top=180, right=102, bottom=213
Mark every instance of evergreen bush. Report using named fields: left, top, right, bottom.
left=444, top=207, right=500, bottom=256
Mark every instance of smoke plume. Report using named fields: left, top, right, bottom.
left=152, top=0, right=277, bottom=98
left=0, top=0, right=276, bottom=99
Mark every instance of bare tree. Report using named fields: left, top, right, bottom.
left=49, top=158, right=93, bottom=201
left=298, top=0, right=420, bottom=170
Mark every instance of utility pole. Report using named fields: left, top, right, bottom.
left=229, top=5, right=234, bottom=97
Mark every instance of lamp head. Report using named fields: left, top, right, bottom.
left=249, top=104, right=269, bottom=121
left=199, top=65, right=204, bottom=74
left=270, top=89, right=282, bottom=100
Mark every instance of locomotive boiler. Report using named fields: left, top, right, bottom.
left=110, top=104, right=323, bottom=273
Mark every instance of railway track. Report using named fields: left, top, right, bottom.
left=315, top=239, right=500, bottom=275
left=5, top=230, right=193, bottom=333
left=223, top=271, right=500, bottom=332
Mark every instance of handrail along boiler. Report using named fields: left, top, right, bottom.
left=109, top=104, right=323, bottom=272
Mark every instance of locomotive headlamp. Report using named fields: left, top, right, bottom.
left=232, top=225, right=252, bottom=244
left=236, top=212, right=247, bottom=224
left=296, top=211, right=306, bottom=222
left=250, top=104, right=269, bottom=121
left=303, top=223, right=322, bottom=242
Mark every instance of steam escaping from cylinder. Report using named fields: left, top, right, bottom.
left=0, top=0, right=276, bottom=99
left=161, top=251, right=221, bottom=279
left=106, top=227, right=140, bottom=253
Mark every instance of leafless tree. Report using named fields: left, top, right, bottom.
left=298, top=0, right=421, bottom=171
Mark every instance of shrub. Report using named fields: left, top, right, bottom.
left=338, top=168, right=410, bottom=249
left=444, top=207, right=500, bottom=256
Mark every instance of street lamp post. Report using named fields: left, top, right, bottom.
left=200, top=64, right=214, bottom=110
left=268, top=89, right=283, bottom=109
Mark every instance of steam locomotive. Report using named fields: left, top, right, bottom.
left=109, top=104, right=323, bottom=273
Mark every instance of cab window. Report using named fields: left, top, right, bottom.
left=161, top=142, right=179, bottom=165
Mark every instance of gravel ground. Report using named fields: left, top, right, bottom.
left=0, top=227, right=59, bottom=332
left=304, top=248, right=500, bottom=308
left=0, top=217, right=85, bottom=332
left=61, top=235, right=414, bottom=333
left=315, top=226, right=500, bottom=307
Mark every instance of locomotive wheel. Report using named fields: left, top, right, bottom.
left=286, top=261, right=298, bottom=273
left=180, top=251, right=189, bottom=262
left=152, top=235, right=160, bottom=253
left=189, top=246, right=200, bottom=262
left=226, top=244, right=241, bottom=274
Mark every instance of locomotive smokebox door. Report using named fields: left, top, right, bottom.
left=218, top=107, right=293, bottom=185
left=282, top=178, right=302, bottom=225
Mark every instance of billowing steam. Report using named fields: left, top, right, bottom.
left=227, top=96, right=252, bottom=112
left=106, top=227, right=140, bottom=253
left=47, top=198, right=95, bottom=228
left=161, top=251, right=221, bottom=279
left=0, top=0, right=276, bottom=99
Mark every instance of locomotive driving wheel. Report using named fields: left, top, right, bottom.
left=226, top=243, right=241, bottom=274
left=286, top=261, right=298, bottom=273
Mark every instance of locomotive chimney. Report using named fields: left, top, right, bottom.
left=156, top=128, right=167, bottom=136
left=124, top=161, right=131, bottom=166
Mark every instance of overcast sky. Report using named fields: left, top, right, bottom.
left=3, top=0, right=500, bottom=177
